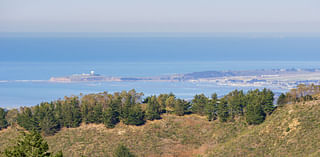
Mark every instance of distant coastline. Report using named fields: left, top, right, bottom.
left=48, top=68, right=320, bottom=89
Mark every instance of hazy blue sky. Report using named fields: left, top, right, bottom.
left=1, top=0, right=320, bottom=32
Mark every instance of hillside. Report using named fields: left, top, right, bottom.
left=1, top=101, right=320, bottom=157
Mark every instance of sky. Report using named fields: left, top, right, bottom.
left=0, top=0, right=320, bottom=32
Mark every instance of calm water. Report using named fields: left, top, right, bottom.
left=1, top=35, right=320, bottom=108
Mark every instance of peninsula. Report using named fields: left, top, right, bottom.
left=49, top=68, right=320, bottom=89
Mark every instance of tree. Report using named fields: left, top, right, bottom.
left=0, top=108, right=8, bottom=130
left=191, top=94, right=209, bottom=115
left=40, top=111, right=59, bottom=136
left=61, top=97, right=81, bottom=128
left=261, top=88, right=275, bottom=115
left=145, top=96, right=161, bottom=120
left=277, top=93, right=287, bottom=107
left=245, top=102, right=266, bottom=125
left=122, top=105, right=145, bottom=126
left=4, top=130, right=62, bottom=157
left=204, top=93, right=218, bottom=121
left=17, top=107, right=40, bottom=131
left=165, top=96, right=176, bottom=113
left=217, top=98, right=229, bottom=122
left=5, top=109, right=18, bottom=127
left=103, top=102, right=120, bottom=128
left=34, top=103, right=60, bottom=136
left=226, top=90, right=245, bottom=119
left=113, top=144, right=135, bottom=157
left=174, top=99, right=190, bottom=116
left=157, top=94, right=169, bottom=113
left=92, top=104, right=103, bottom=123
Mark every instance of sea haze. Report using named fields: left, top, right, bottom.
left=1, top=33, right=320, bottom=108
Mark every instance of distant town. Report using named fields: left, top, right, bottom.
left=49, top=68, right=320, bottom=89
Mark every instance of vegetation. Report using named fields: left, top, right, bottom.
left=280, top=84, right=320, bottom=104
left=0, top=108, right=8, bottom=130
left=1, top=99, right=320, bottom=156
left=8, top=88, right=279, bottom=136
left=2, top=85, right=320, bottom=156
left=3, top=130, right=62, bottom=157
left=113, top=144, right=136, bottom=157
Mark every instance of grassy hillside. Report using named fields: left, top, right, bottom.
left=1, top=101, right=320, bottom=157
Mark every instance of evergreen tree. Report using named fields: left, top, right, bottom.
left=122, top=105, right=145, bottom=126
left=40, top=111, right=59, bottom=136
left=92, top=104, right=103, bottom=123
left=191, top=94, right=209, bottom=115
left=262, top=88, right=275, bottom=115
left=61, top=97, right=82, bottom=128
left=174, top=99, right=190, bottom=116
left=217, top=98, right=229, bottom=122
left=113, top=144, right=135, bottom=157
left=145, top=96, right=161, bottom=120
left=245, top=102, right=266, bottom=125
left=227, top=90, right=245, bottom=119
left=204, top=93, right=218, bottom=121
left=53, top=101, right=64, bottom=128
left=277, top=93, right=287, bottom=107
left=103, top=102, right=120, bottom=128
left=36, top=103, right=59, bottom=136
left=4, top=130, right=51, bottom=157
left=80, top=103, right=89, bottom=123
left=0, top=108, right=8, bottom=130
left=17, top=108, right=40, bottom=131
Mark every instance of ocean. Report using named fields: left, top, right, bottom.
left=1, top=34, right=320, bottom=108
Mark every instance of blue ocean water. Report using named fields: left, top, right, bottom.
left=1, top=34, right=320, bottom=108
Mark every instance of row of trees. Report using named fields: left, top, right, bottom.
left=2, top=88, right=277, bottom=136
left=16, top=90, right=146, bottom=135
left=277, top=84, right=319, bottom=106
left=186, top=88, right=274, bottom=125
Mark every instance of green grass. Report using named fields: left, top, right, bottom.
left=1, top=101, right=320, bottom=157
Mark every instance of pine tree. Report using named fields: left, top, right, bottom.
left=40, top=111, right=59, bottom=136
left=217, top=98, right=229, bottom=122
left=245, top=102, right=266, bottom=125
left=103, top=102, right=120, bottom=128
left=145, top=96, right=161, bottom=120
left=262, top=88, right=275, bottom=115
left=227, top=90, right=245, bottom=119
left=204, top=93, right=218, bottom=121
left=122, top=105, right=145, bottom=126
left=4, top=130, right=51, bottom=157
left=277, top=93, right=287, bottom=107
left=0, top=108, right=8, bottom=130
left=17, top=107, right=40, bottom=131
left=61, top=97, right=82, bottom=128
left=93, top=104, right=103, bottom=123
left=80, top=103, right=89, bottom=123
left=191, top=94, right=209, bottom=116
left=174, top=99, right=189, bottom=116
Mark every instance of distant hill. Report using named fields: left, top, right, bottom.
left=1, top=100, right=320, bottom=157
left=181, top=68, right=320, bottom=80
